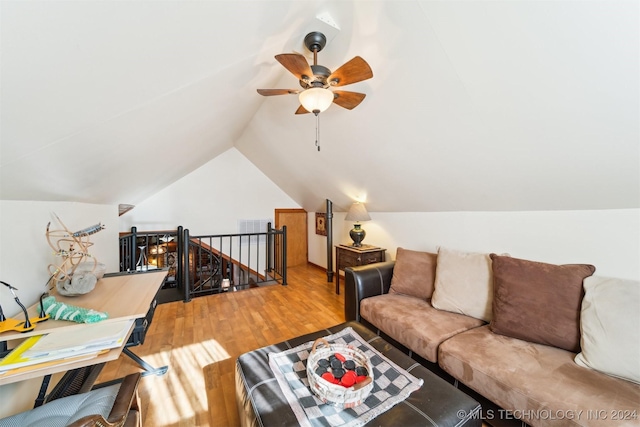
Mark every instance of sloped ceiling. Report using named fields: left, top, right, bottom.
left=1, top=1, right=638, bottom=213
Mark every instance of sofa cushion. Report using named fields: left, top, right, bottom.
left=490, top=254, right=595, bottom=352
left=360, top=293, right=484, bottom=363
left=431, top=247, right=496, bottom=322
left=439, top=325, right=640, bottom=427
left=389, top=248, right=437, bottom=300
left=575, top=275, right=640, bottom=385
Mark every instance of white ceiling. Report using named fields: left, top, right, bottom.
left=1, top=1, right=638, bottom=213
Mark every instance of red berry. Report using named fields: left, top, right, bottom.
left=321, top=372, right=339, bottom=384
left=340, top=371, right=357, bottom=387
left=334, top=353, right=346, bottom=362
left=356, top=375, right=368, bottom=383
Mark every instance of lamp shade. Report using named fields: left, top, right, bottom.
left=299, top=88, right=334, bottom=114
left=345, top=202, right=371, bottom=222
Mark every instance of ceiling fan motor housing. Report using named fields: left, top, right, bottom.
left=304, top=31, right=327, bottom=53
left=300, top=64, right=331, bottom=89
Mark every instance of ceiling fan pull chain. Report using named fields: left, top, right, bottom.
left=315, top=113, right=320, bottom=151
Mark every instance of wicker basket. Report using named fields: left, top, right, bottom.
left=307, top=337, right=374, bottom=408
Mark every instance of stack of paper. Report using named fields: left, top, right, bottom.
left=0, top=319, right=133, bottom=374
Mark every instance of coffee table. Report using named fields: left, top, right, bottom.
left=235, top=321, right=481, bottom=427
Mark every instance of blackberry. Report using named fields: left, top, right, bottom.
left=343, top=360, right=356, bottom=371
left=332, top=368, right=345, bottom=379
left=355, top=366, right=369, bottom=377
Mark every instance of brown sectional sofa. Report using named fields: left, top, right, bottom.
left=344, top=248, right=640, bottom=427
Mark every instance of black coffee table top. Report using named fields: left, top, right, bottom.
left=235, top=321, right=481, bottom=427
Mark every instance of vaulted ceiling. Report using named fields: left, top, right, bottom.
left=1, top=1, right=638, bottom=213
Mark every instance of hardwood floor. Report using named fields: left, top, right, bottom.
left=96, top=264, right=344, bottom=427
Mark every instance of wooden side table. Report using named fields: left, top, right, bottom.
left=335, top=244, right=386, bottom=294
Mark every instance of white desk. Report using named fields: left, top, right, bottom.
left=0, top=271, right=166, bottom=386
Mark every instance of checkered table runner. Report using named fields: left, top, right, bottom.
left=268, top=327, right=424, bottom=427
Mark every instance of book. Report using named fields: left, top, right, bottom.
left=338, top=244, right=381, bottom=251
left=0, top=319, right=133, bottom=373
left=21, top=319, right=133, bottom=359
left=0, top=352, right=100, bottom=377
left=0, top=337, right=102, bottom=373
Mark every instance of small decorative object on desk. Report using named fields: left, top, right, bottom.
left=307, top=337, right=374, bottom=408
left=56, top=261, right=106, bottom=296
left=42, top=295, right=108, bottom=324
left=45, top=213, right=105, bottom=296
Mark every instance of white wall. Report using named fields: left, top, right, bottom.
left=0, top=201, right=120, bottom=312
left=119, top=147, right=300, bottom=234
left=119, top=147, right=302, bottom=278
left=0, top=200, right=118, bottom=417
left=309, top=209, right=640, bottom=281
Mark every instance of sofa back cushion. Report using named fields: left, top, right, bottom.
left=431, top=247, right=496, bottom=322
left=490, top=254, right=595, bottom=352
left=575, top=275, right=640, bottom=384
left=389, top=248, right=437, bottom=300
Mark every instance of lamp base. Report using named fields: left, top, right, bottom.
left=349, top=224, right=366, bottom=247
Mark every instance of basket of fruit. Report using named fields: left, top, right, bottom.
left=307, top=337, right=374, bottom=408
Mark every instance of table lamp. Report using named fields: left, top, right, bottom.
left=345, top=202, right=371, bottom=247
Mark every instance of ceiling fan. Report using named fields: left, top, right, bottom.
left=257, top=31, right=373, bottom=115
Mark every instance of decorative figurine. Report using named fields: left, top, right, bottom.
left=46, top=213, right=105, bottom=296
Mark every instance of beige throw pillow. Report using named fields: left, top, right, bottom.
left=389, top=248, right=437, bottom=300
left=431, top=247, right=495, bottom=322
left=575, top=276, right=640, bottom=384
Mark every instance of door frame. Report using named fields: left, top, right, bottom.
left=275, top=208, right=308, bottom=267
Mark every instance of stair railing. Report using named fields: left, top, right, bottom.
left=118, top=227, right=182, bottom=290
left=182, top=224, right=287, bottom=302
left=119, top=224, right=287, bottom=302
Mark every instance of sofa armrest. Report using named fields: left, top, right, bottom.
left=68, top=372, right=142, bottom=427
left=344, top=261, right=395, bottom=322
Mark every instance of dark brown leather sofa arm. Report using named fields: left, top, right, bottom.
left=344, top=261, right=395, bottom=322
left=68, top=372, right=142, bottom=427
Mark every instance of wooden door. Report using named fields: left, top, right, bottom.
left=275, top=209, right=308, bottom=268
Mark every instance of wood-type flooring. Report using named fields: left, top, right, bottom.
left=95, top=264, right=344, bottom=427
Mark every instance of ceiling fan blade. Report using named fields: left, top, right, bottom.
left=257, top=89, right=299, bottom=96
left=332, top=91, right=366, bottom=110
left=328, top=56, right=373, bottom=87
left=275, top=53, right=314, bottom=82
left=295, top=105, right=311, bottom=115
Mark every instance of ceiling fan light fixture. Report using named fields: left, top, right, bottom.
left=299, top=87, right=334, bottom=114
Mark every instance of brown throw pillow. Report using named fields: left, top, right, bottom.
left=389, top=248, right=437, bottom=300
left=489, top=254, right=595, bottom=352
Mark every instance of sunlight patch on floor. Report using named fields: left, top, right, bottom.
left=143, top=338, right=230, bottom=424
